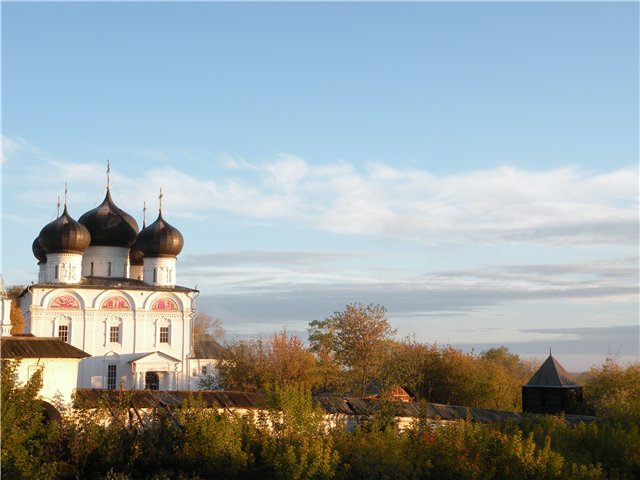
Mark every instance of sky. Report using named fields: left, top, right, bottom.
left=2, top=2, right=638, bottom=372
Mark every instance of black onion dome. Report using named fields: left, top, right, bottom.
left=136, top=212, right=184, bottom=258
left=129, top=239, right=144, bottom=266
left=32, top=236, right=47, bottom=263
left=39, top=206, right=91, bottom=254
left=78, top=189, right=139, bottom=247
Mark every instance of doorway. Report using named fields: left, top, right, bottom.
left=145, top=371, right=160, bottom=390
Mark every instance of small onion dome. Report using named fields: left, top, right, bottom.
left=32, top=236, right=47, bottom=263
left=136, top=212, right=184, bottom=258
left=129, top=239, right=144, bottom=266
left=78, top=189, right=139, bottom=248
left=38, top=206, right=91, bottom=254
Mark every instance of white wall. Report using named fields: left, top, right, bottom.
left=15, top=358, right=82, bottom=405
left=25, top=285, right=196, bottom=390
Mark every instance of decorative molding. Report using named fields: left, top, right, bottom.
left=50, top=295, right=80, bottom=309
left=151, top=297, right=178, bottom=311
left=101, top=295, right=130, bottom=310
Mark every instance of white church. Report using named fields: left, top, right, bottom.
left=3, top=171, right=205, bottom=399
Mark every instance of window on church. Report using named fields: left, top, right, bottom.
left=110, top=325, right=120, bottom=343
left=201, top=365, right=208, bottom=375
left=107, top=364, right=117, bottom=390
left=159, top=326, right=169, bottom=343
left=58, top=325, right=69, bottom=343
left=108, top=262, right=112, bottom=277
left=90, top=262, right=94, bottom=276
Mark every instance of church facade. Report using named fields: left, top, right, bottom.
left=20, top=176, right=198, bottom=392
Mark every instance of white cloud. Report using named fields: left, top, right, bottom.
left=150, top=157, right=636, bottom=246
left=1, top=135, right=43, bottom=164
left=4, top=135, right=638, bottom=245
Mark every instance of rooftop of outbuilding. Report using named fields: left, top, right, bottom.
left=525, top=355, right=579, bottom=388
left=73, top=388, right=597, bottom=426
left=1, top=337, right=90, bottom=359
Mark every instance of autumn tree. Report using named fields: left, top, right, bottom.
left=583, top=358, right=640, bottom=424
left=218, top=329, right=318, bottom=392
left=379, top=336, right=430, bottom=397
left=478, top=346, right=537, bottom=411
left=309, top=303, right=397, bottom=397
left=217, top=339, right=266, bottom=391
left=6, top=285, right=26, bottom=335
left=193, top=311, right=224, bottom=341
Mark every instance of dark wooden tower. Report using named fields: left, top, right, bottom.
left=522, top=354, right=583, bottom=414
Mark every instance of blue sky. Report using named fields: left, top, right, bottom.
left=2, top=2, right=638, bottom=371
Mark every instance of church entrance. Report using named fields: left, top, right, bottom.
left=145, top=372, right=160, bottom=390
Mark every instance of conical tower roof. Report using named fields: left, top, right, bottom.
left=525, top=355, right=578, bottom=388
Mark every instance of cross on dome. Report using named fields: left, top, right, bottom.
left=143, top=201, right=147, bottom=228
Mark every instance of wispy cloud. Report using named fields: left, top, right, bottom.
left=2, top=135, right=44, bottom=164
left=5, top=136, right=637, bottom=246
left=143, top=157, right=639, bottom=246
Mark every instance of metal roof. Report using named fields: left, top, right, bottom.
left=193, top=338, right=223, bottom=359
left=23, top=276, right=197, bottom=295
left=525, top=355, right=579, bottom=388
left=74, top=389, right=268, bottom=410
left=1, top=337, right=90, bottom=359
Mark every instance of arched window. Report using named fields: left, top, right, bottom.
left=101, top=296, right=130, bottom=310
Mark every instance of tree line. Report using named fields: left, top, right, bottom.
left=3, top=301, right=640, bottom=479
left=203, top=303, right=536, bottom=411
left=2, top=359, right=639, bottom=480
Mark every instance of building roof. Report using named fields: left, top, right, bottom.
left=193, top=338, right=223, bottom=359
left=128, top=351, right=182, bottom=364
left=525, top=354, right=579, bottom=388
left=73, top=388, right=597, bottom=426
left=136, top=211, right=184, bottom=258
left=78, top=189, right=139, bottom=248
left=38, top=205, right=91, bottom=255
left=21, top=276, right=198, bottom=296
left=1, top=337, right=90, bottom=359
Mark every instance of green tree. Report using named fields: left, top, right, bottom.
left=218, top=338, right=267, bottom=391
left=257, top=385, right=339, bottom=480
left=379, top=336, right=429, bottom=397
left=1, top=360, right=59, bottom=480
left=309, top=303, right=396, bottom=397
left=583, top=358, right=640, bottom=425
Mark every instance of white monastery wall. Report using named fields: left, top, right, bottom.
left=15, top=358, right=82, bottom=405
